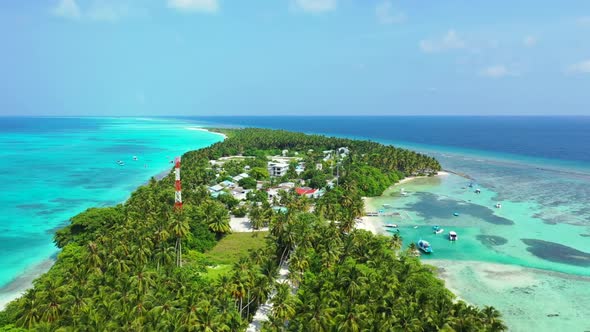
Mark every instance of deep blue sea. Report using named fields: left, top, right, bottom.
left=183, top=116, right=590, bottom=167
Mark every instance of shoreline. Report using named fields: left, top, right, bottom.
left=397, top=171, right=450, bottom=185
left=0, top=259, right=56, bottom=310
left=0, top=127, right=226, bottom=311
left=185, top=126, right=228, bottom=140
left=358, top=171, right=450, bottom=233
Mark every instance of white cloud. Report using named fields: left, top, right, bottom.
left=53, top=0, right=81, bottom=19
left=419, top=30, right=465, bottom=53
left=577, top=16, right=590, bottom=27
left=375, top=1, right=405, bottom=25
left=168, top=0, right=219, bottom=13
left=566, top=59, right=590, bottom=74
left=480, top=65, right=516, bottom=78
left=292, top=0, right=337, bottom=13
left=52, top=0, right=145, bottom=22
left=87, top=2, right=131, bottom=21
left=523, top=35, right=537, bottom=47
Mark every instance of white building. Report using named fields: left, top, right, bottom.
left=278, top=182, right=295, bottom=190
left=232, top=173, right=250, bottom=182
left=268, top=162, right=289, bottom=177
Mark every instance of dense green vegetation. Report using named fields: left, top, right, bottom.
left=0, top=128, right=505, bottom=331
left=261, top=214, right=507, bottom=332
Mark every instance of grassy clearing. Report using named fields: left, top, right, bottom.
left=203, top=231, right=268, bottom=278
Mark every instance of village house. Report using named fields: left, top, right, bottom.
left=232, top=173, right=250, bottom=182
left=268, top=162, right=289, bottom=177
left=295, top=187, right=318, bottom=198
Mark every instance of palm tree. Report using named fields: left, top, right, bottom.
left=481, top=306, right=507, bottom=331
left=407, top=242, right=420, bottom=257
left=149, top=299, right=177, bottom=330
left=170, top=211, right=190, bottom=267
left=271, top=283, right=296, bottom=324
left=17, top=290, right=40, bottom=329
left=205, top=202, right=231, bottom=235
left=390, top=233, right=403, bottom=252
left=38, top=279, right=64, bottom=324
left=86, top=241, right=103, bottom=273
left=155, top=245, right=175, bottom=271
left=129, top=268, right=156, bottom=295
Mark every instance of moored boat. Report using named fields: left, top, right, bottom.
left=449, top=231, right=458, bottom=241
left=383, top=203, right=392, bottom=208
left=116, top=160, right=125, bottom=166
left=385, top=223, right=398, bottom=228
left=417, top=240, right=433, bottom=253
left=495, top=203, right=502, bottom=208
left=433, top=225, right=444, bottom=234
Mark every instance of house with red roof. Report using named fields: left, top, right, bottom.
left=295, top=187, right=318, bottom=198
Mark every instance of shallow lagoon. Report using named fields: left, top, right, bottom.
left=368, top=165, right=590, bottom=331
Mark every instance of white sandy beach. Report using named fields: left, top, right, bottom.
left=230, top=216, right=269, bottom=233
left=357, top=171, right=450, bottom=235
left=396, top=171, right=450, bottom=185
left=185, top=127, right=228, bottom=140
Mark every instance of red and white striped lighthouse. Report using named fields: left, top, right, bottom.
left=174, top=156, right=182, bottom=210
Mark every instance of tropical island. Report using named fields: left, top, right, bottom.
left=0, top=128, right=505, bottom=331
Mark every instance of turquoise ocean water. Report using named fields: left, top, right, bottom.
left=0, top=117, right=223, bottom=307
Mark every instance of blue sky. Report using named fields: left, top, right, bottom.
left=0, top=0, right=589, bottom=116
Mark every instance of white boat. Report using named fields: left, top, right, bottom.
left=449, top=231, right=458, bottom=241
left=116, top=160, right=125, bottom=166
left=433, top=226, right=444, bottom=234
left=495, top=203, right=502, bottom=208
left=384, top=223, right=398, bottom=228
left=383, top=204, right=392, bottom=208
left=400, top=188, right=408, bottom=196
left=133, top=156, right=138, bottom=161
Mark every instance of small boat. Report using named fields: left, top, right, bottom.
left=433, top=226, right=444, bottom=234
left=116, top=160, right=125, bottom=166
left=383, top=204, right=392, bottom=209
left=449, top=231, right=458, bottom=241
left=468, top=182, right=474, bottom=188
left=453, top=212, right=459, bottom=217
left=475, top=188, right=481, bottom=194
left=400, top=188, right=408, bottom=196
left=417, top=240, right=433, bottom=253
left=133, top=156, right=138, bottom=161
left=385, top=223, right=398, bottom=228
left=413, top=226, right=418, bottom=229
left=495, top=203, right=502, bottom=208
